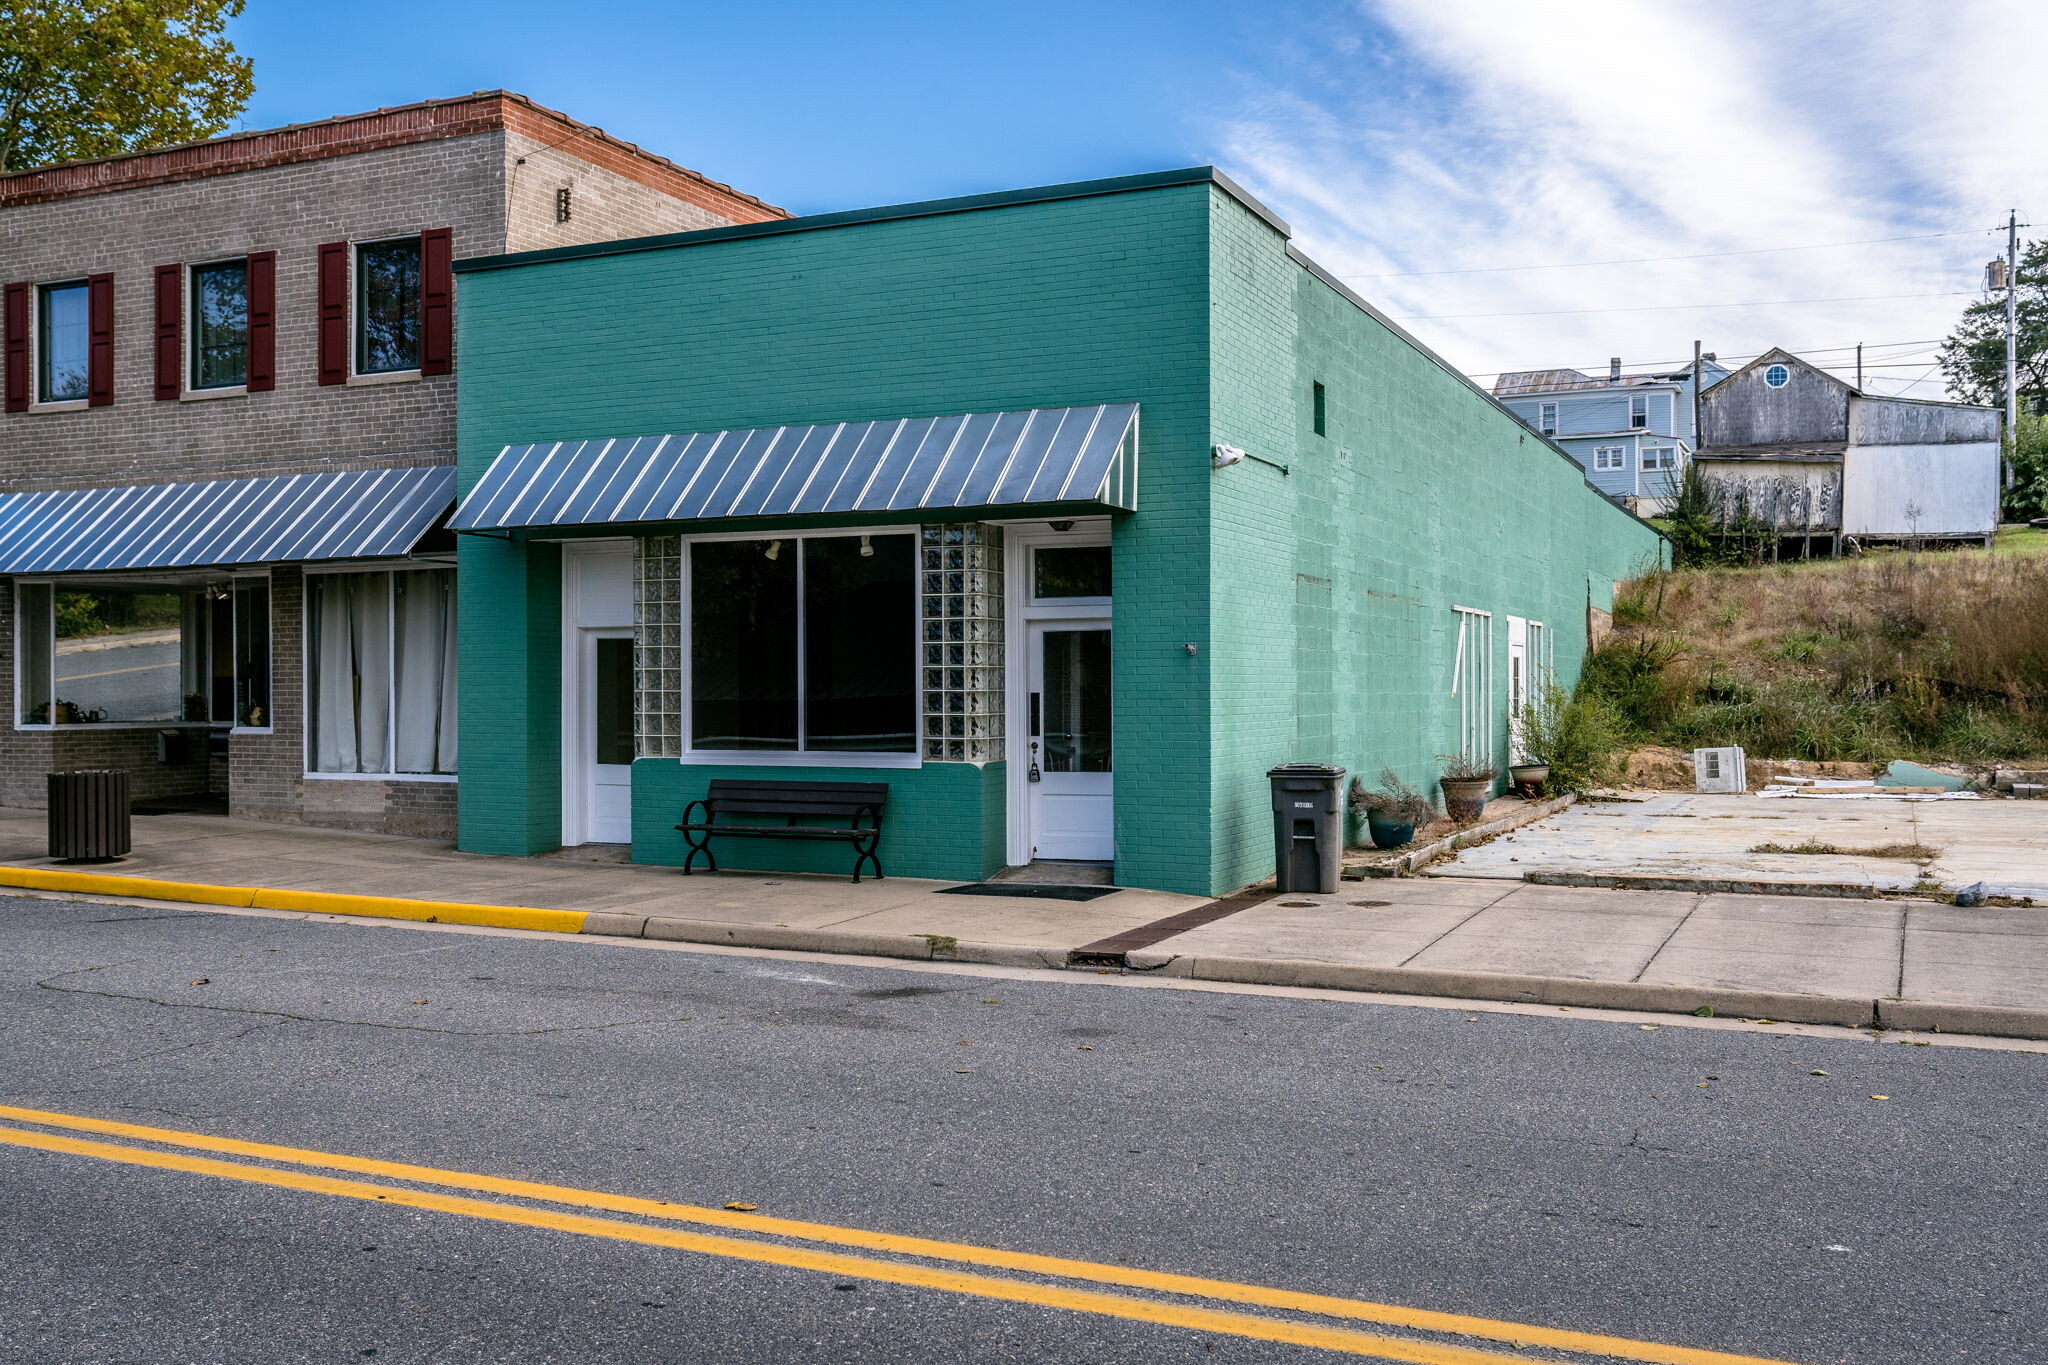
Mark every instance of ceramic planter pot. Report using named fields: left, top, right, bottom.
left=1365, top=812, right=1415, bottom=849
left=1440, top=776, right=1492, bottom=822
left=1508, top=763, right=1551, bottom=798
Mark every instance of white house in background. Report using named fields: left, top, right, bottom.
left=1695, top=348, right=2001, bottom=553
left=1492, top=355, right=1728, bottom=514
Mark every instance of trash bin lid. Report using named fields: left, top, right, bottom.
left=1267, top=762, right=1346, bottom=779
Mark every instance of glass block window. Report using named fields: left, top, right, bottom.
left=920, top=524, right=1004, bottom=763
left=635, top=536, right=683, bottom=758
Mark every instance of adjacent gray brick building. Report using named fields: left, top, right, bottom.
left=0, top=92, right=781, bottom=836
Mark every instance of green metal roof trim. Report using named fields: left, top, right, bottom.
left=452, top=166, right=1290, bottom=275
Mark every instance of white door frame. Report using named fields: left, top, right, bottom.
left=560, top=541, right=635, bottom=847
left=1003, top=520, right=1112, bottom=866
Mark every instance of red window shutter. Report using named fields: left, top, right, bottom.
left=246, top=251, right=276, bottom=391
left=317, top=241, right=348, bottom=385
left=419, top=228, right=453, bottom=376
left=153, top=264, right=183, bottom=400
left=3, top=283, right=27, bottom=412
left=87, top=272, right=115, bottom=406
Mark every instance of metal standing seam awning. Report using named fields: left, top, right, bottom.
left=450, top=402, right=1138, bottom=533
left=0, top=465, right=457, bottom=575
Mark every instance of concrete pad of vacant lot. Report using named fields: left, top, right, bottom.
left=1439, top=791, right=2048, bottom=897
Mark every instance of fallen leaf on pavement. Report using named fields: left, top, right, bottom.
left=1870, top=1094, right=1890, bottom=1100
left=1812, top=1070, right=1829, bottom=1076
left=1639, top=1024, right=1660, bottom=1031
left=1076, top=1045, right=1093, bottom=1051
left=723, top=1202, right=756, bottom=1212
left=188, top=979, right=209, bottom=986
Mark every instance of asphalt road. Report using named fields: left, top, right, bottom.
left=0, top=894, right=2041, bottom=1364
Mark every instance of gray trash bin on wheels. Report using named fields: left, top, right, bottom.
left=48, top=770, right=131, bottom=863
left=1268, top=762, right=1346, bottom=894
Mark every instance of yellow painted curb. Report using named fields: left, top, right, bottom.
left=0, top=865, right=586, bottom=935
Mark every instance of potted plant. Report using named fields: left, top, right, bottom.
left=1435, top=753, right=1498, bottom=822
left=1349, top=768, right=1436, bottom=849
left=1511, top=691, right=1559, bottom=797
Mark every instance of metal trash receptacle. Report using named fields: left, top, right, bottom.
left=48, top=769, right=131, bottom=863
left=1268, top=762, right=1346, bottom=894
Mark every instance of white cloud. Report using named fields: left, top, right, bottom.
left=1213, top=0, right=2047, bottom=396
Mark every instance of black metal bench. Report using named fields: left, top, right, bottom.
left=676, top=779, right=888, bottom=883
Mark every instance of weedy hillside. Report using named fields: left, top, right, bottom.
left=1578, top=529, right=2048, bottom=764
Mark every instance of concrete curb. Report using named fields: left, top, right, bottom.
left=1523, top=870, right=1885, bottom=899
left=0, top=865, right=587, bottom=934
left=1345, top=794, right=1577, bottom=879
left=1139, top=953, right=1880, bottom=1027
left=1877, top=998, right=2048, bottom=1042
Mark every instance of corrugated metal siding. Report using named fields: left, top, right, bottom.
left=1842, top=444, right=2000, bottom=537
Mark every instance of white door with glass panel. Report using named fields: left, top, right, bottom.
left=1506, top=616, right=1529, bottom=762
left=1026, top=620, right=1112, bottom=861
left=561, top=544, right=635, bottom=847
left=580, top=629, right=635, bottom=844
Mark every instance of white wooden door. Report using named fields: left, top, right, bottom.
left=1506, top=616, right=1529, bottom=763
left=581, top=629, right=634, bottom=844
left=1026, top=620, right=1112, bottom=861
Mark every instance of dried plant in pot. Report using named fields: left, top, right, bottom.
left=1349, top=768, right=1436, bottom=849
left=1434, top=753, right=1498, bottom=823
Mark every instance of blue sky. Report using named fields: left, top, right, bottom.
left=230, top=1, right=2043, bottom=398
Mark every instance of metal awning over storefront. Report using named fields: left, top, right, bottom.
left=0, top=466, right=456, bottom=574
left=451, top=403, right=1138, bottom=533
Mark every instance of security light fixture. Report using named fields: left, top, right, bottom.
left=764, top=540, right=783, bottom=561
left=1048, top=520, right=1075, bottom=532
left=859, top=534, right=874, bottom=557
left=1211, top=443, right=1246, bottom=469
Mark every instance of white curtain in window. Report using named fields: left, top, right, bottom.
left=393, top=569, right=456, bottom=774
left=313, top=573, right=392, bottom=773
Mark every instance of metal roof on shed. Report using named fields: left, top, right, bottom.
left=0, top=465, right=456, bottom=574
left=451, top=403, right=1139, bottom=532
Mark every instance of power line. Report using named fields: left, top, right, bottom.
left=1400, top=291, right=1974, bottom=322
left=1461, top=338, right=1948, bottom=379
left=1344, top=228, right=1988, bottom=279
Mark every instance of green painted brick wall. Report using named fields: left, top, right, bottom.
left=456, top=186, right=1218, bottom=884
left=455, top=536, right=562, bottom=856
left=1203, top=188, right=1664, bottom=894
left=630, top=760, right=1006, bottom=882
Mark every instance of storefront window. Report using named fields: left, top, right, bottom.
left=15, top=576, right=270, bottom=728
left=689, top=534, right=915, bottom=754
left=308, top=569, right=456, bottom=774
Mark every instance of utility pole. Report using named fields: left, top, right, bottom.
left=1691, top=339, right=1703, bottom=452
left=2006, top=209, right=2020, bottom=440
left=1856, top=342, right=1863, bottom=389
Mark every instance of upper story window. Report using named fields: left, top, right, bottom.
left=1593, top=446, right=1628, bottom=471
left=1629, top=394, right=1648, bottom=428
left=1642, top=447, right=1677, bottom=471
left=1763, top=364, right=1790, bottom=388
left=1312, top=381, right=1327, bottom=437
left=356, top=237, right=422, bottom=375
left=190, top=259, right=249, bottom=391
left=38, top=281, right=89, bottom=403
left=1538, top=402, right=1558, bottom=436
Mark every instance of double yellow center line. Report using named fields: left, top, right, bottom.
left=0, top=1104, right=1798, bottom=1364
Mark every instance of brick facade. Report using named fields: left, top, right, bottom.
left=0, top=95, right=776, bottom=838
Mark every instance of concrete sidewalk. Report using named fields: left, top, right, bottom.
left=6, top=806, right=2048, bottom=1038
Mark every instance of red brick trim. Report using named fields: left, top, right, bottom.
left=0, top=91, right=786, bottom=224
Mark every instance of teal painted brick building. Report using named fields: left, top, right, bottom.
left=451, top=169, right=1662, bottom=897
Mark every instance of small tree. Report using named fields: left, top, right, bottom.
left=0, top=1, right=253, bottom=173
left=2005, top=412, right=2048, bottom=524
left=1664, top=461, right=1724, bottom=568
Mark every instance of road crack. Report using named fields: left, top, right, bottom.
left=35, top=963, right=709, bottom=1037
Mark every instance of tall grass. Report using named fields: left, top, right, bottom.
left=1579, top=550, right=2048, bottom=762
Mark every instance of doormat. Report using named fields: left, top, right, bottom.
left=936, top=883, right=1120, bottom=902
